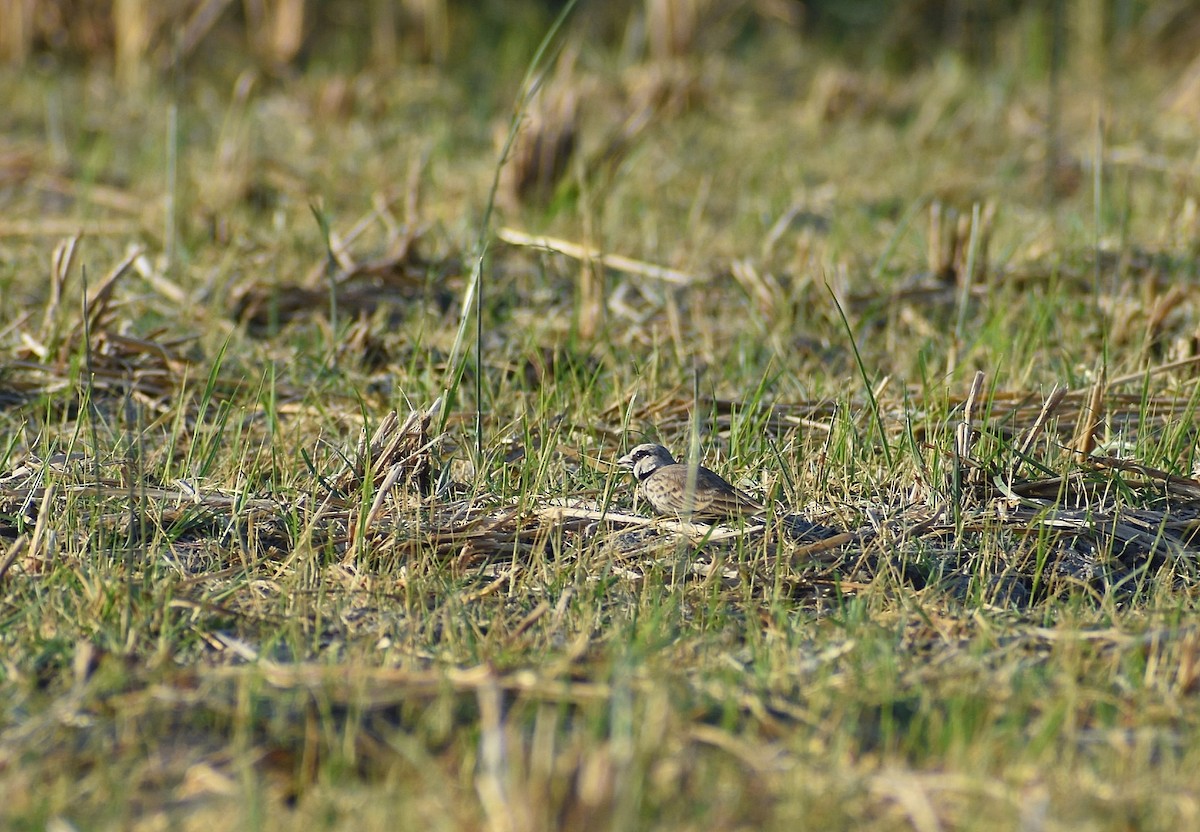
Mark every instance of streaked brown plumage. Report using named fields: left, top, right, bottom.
left=616, top=443, right=764, bottom=521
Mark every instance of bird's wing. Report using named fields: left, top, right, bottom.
left=693, top=468, right=763, bottom=516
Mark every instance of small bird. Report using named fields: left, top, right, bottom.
left=616, top=443, right=764, bottom=521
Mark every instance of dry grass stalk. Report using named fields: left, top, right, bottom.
left=645, top=0, right=710, bottom=61
left=1071, top=372, right=1107, bottom=461
left=576, top=258, right=604, bottom=341
left=175, top=0, right=238, bottom=62
left=955, top=370, right=986, bottom=464
left=622, top=56, right=705, bottom=125
left=538, top=504, right=765, bottom=543
left=212, top=661, right=618, bottom=707
left=499, top=48, right=581, bottom=213
left=1091, top=456, right=1200, bottom=501
left=243, top=0, right=305, bottom=66
left=1016, top=383, right=1069, bottom=460
left=0, top=0, right=33, bottom=64
left=113, top=0, right=151, bottom=86
left=41, top=234, right=80, bottom=339
left=369, top=0, right=399, bottom=65
left=267, top=0, right=305, bottom=65
left=365, top=0, right=452, bottom=66
left=0, top=218, right=144, bottom=237
left=401, top=0, right=449, bottom=64
left=498, top=227, right=701, bottom=285
left=0, top=536, right=27, bottom=582
left=731, top=258, right=788, bottom=322
left=805, top=67, right=903, bottom=124
left=195, top=70, right=258, bottom=214
left=333, top=398, right=442, bottom=499
left=927, top=200, right=995, bottom=285
left=1164, top=52, right=1200, bottom=118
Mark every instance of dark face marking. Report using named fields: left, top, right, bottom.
left=618, top=444, right=677, bottom=481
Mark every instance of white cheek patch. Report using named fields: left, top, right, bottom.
left=633, top=459, right=660, bottom=480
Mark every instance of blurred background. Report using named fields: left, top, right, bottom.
left=3, top=1, right=1198, bottom=79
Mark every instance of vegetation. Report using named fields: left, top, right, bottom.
left=3, top=1, right=1200, bottom=829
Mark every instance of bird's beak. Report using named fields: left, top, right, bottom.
left=616, top=452, right=634, bottom=470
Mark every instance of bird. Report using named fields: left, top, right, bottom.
left=616, top=443, right=764, bottom=521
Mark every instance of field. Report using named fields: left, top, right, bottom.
left=4, top=2, right=1200, bottom=829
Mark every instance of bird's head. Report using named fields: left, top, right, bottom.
left=617, top=443, right=677, bottom=481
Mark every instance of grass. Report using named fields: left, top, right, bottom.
left=3, top=9, right=1200, bottom=832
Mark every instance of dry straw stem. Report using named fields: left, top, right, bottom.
left=645, top=0, right=708, bottom=61
left=376, top=0, right=450, bottom=65
left=498, top=227, right=702, bottom=285
left=0, top=0, right=33, bottom=63
left=955, top=369, right=987, bottom=462
left=498, top=45, right=581, bottom=212
left=0, top=218, right=144, bottom=237
left=257, top=0, right=306, bottom=65
left=0, top=535, right=27, bottom=582
left=538, top=504, right=765, bottom=543
left=1015, top=383, right=1069, bottom=460
left=927, top=199, right=995, bottom=285
left=1071, top=371, right=1107, bottom=461
left=334, top=401, right=442, bottom=552
left=113, top=0, right=152, bottom=86
left=213, top=661, right=618, bottom=708
left=1164, top=50, right=1200, bottom=117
